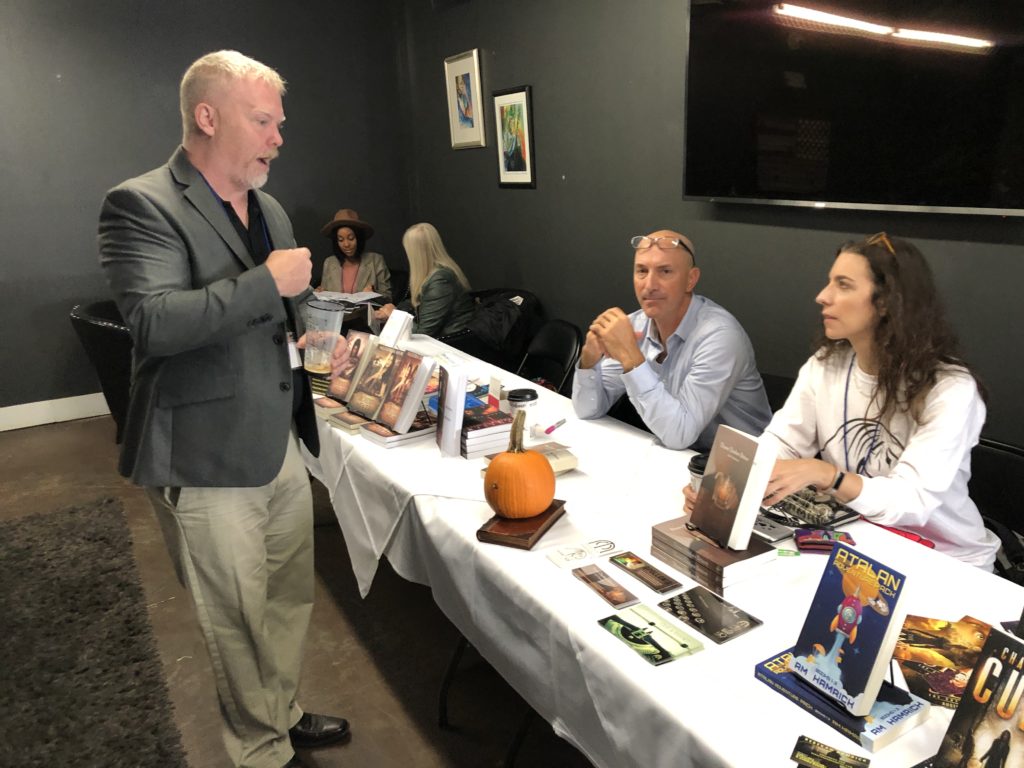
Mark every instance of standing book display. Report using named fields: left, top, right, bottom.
left=652, top=424, right=777, bottom=591
left=328, top=330, right=377, bottom=401
left=754, top=542, right=930, bottom=752
left=338, top=342, right=435, bottom=435
left=689, top=424, right=776, bottom=550
left=434, top=363, right=468, bottom=457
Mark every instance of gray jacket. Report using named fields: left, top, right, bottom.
left=98, top=146, right=318, bottom=488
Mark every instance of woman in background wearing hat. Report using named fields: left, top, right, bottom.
left=317, top=208, right=391, bottom=297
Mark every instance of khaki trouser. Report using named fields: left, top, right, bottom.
left=148, top=431, right=313, bottom=768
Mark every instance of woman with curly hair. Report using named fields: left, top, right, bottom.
left=759, top=232, right=998, bottom=568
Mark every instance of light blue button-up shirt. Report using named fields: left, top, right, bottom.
left=572, top=295, right=772, bottom=450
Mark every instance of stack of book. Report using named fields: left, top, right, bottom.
left=360, top=411, right=436, bottom=447
left=461, top=402, right=514, bottom=459
left=326, top=410, right=370, bottom=434
left=651, top=516, right=776, bottom=593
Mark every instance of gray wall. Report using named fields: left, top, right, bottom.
left=5, top=0, right=1024, bottom=447
left=398, top=0, right=1024, bottom=445
left=0, top=0, right=409, bottom=408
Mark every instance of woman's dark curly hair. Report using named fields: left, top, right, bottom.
left=815, top=232, right=981, bottom=423
left=330, top=227, right=366, bottom=261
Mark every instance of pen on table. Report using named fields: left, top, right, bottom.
left=544, top=419, right=566, bottom=435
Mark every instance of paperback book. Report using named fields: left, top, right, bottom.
left=327, top=410, right=372, bottom=433
left=359, top=411, right=436, bottom=447
left=689, top=424, right=776, bottom=550
left=651, top=515, right=777, bottom=591
left=788, top=543, right=907, bottom=717
left=483, top=442, right=578, bottom=475
left=934, top=628, right=1024, bottom=767
left=347, top=343, right=401, bottom=420
left=328, top=330, right=377, bottom=402
left=755, top=648, right=930, bottom=752
left=375, top=350, right=435, bottom=433
left=434, top=363, right=468, bottom=457
left=313, top=396, right=347, bottom=419
left=893, top=614, right=991, bottom=709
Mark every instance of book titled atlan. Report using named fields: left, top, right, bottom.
left=755, top=648, right=930, bottom=752
left=934, top=627, right=1024, bottom=767
left=476, top=499, right=567, bottom=550
left=788, top=543, right=907, bottom=717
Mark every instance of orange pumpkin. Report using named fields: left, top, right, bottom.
left=483, top=409, right=555, bottom=518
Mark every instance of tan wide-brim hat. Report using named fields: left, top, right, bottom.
left=321, top=208, right=374, bottom=239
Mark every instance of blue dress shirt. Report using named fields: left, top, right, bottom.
left=572, top=295, right=772, bottom=450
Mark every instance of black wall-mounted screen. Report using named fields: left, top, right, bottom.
left=683, top=0, right=1024, bottom=216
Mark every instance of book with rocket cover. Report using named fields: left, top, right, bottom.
left=788, top=543, right=907, bottom=717
left=893, top=614, right=991, bottom=709
left=689, top=424, right=776, bottom=550
left=327, top=330, right=377, bottom=402
left=755, top=648, right=930, bottom=752
left=934, top=627, right=1024, bottom=767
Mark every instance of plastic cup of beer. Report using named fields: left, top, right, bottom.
left=302, top=300, right=344, bottom=375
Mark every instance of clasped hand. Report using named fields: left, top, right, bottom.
left=580, top=308, right=644, bottom=371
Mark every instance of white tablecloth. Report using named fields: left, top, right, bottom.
left=304, top=335, right=1024, bottom=767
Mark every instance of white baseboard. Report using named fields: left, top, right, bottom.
left=0, top=393, right=111, bottom=432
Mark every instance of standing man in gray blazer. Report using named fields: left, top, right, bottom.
left=99, top=51, right=349, bottom=768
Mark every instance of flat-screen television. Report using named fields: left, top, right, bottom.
left=683, top=0, right=1024, bottom=216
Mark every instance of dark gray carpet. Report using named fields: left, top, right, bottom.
left=0, top=498, right=188, bottom=768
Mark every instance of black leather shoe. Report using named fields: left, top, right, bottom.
left=282, top=757, right=306, bottom=767
left=289, top=712, right=351, bottom=748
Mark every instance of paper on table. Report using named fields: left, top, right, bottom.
left=316, top=290, right=384, bottom=304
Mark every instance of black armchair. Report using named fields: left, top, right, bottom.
left=969, top=438, right=1024, bottom=584
left=69, top=300, right=133, bottom=444
left=516, top=319, right=583, bottom=395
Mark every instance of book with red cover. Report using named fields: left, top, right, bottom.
left=461, top=401, right=514, bottom=437
left=476, top=500, right=567, bottom=550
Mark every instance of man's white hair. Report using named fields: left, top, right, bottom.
left=179, top=50, right=286, bottom=144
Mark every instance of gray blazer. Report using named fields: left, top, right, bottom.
left=98, top=147, right=318, bottom=488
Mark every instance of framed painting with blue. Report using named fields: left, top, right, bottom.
left=444, top=49, right=485, bottom=149
left=493, top=85, right=535, bottom=188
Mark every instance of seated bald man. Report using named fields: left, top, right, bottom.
left=572, top=230, right=772, bottom=450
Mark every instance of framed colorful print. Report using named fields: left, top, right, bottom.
left=493, top=85, right=535, bottom=188
left=443, top=49, right=485, bottom=149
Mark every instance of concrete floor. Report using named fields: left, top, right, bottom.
left=0, top=416, right=593, bottom=768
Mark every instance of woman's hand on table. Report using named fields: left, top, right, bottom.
left=762, top=458, right=835, bottom=505
left=374, top=303, right=395, bottom=321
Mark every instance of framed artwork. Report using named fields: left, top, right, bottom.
left=443, top=49, right=485, bottom=149
left=493, top=85, right=535, bottom=188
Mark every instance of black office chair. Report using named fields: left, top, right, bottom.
left=69, top=300, right=133, bottom=444
left=969, top=438, right=1024, bottom=584
left=515, top=319, right=583, bottom=395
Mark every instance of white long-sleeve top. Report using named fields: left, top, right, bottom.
left=761, top=348, right=999, bottom=569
